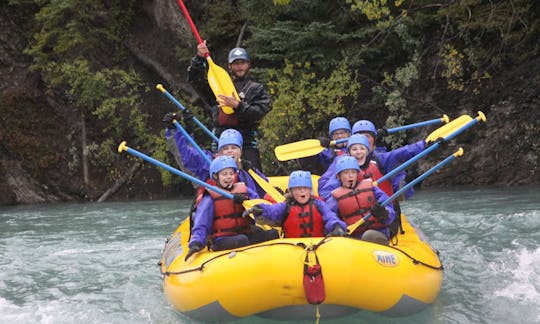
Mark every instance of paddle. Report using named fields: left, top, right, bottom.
left=157, top=84, right=284, bottom=203
left=373, top=111, right=486, bottom=188
left=347, top=147, right=465, bottom=234
left=386, top=114, right=449, bottom=134
left=246, top=168, right=286, bottom=203
left=274, top=138, right=348, bottom=162
left=156, top=84, right=219, bottom=142
left=175, top=0, right=238, bottom=114
left=118, top=141, right=270, bottom=210
left=274, top=115, right=453, bottom=161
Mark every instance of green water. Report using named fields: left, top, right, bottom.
left=1, top=187, right=538, bottom=323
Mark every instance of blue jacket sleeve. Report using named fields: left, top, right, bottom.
left=318, top=157, right=339, bottom=200
left=188, top=195, right=214, bottom=247
left=325, top=195, right=339, bottom=215
left=259, top=202, right=288, bottom=224
left=375, top=140, right=426, bottom=174
left=166, top=129, right=213, bottom=181
left=315, top=199, right=347, bottom=233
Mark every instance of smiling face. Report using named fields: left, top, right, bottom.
left=338, top=169, right=359, bottom=189
left=348, top=143, right=370, bottom=166
left=291, top=187, right=311, bottom=205
left=218, top=144, right=242, bottom=163
left=228, top=59, right=250, bottom=79
left=215, top=167, right=236, bottom=189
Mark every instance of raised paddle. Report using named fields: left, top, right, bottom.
left=156, top=84, right=219, bottom=142
left=274, top=138, right=348, bottom=162
left=347, top=147, right=465, bottom=234
left=274, top=115, right=454, bottom=161
left=175, top=0, right=238, bottom=114
left=386, top=114, right=449, bottom=134
left=118, top=141, right=270, bottom=210
left=373, top=111, right=486, bottom=188
left=157, top=83, right=284, bottom=203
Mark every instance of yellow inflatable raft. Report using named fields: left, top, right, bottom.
left=159, top=176, right=443, bottom=321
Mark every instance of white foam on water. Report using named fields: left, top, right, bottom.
left=494, top=246, right=540, bottom=306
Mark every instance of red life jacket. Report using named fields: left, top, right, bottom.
left=331, top=179, right=386, bottom=237
left=283, top=198, right=325, bottom=238
left=194, top=174, right=239, bottom=209
left=362, top=160, right=394, bottom=197
left=208, top=182, right=251, bottom=238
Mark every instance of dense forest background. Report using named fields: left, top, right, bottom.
left=1, top=0, right=538, bottom=205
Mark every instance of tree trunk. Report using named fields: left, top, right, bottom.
left=81, top=109, right=89, bottom=189
left=97, top=160, right=142, bottom=202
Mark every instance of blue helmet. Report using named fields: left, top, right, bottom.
left=352, top=120, right=377, bottom=136
left=228, top=47, right=250, bottom=63
left=288, top=171, right=312, bottom=189
left=328, top=117, right=351, bottom=136
left=347, top=134, right=371, bottom=153
left=218, top=129, right=243, bottom=151
left=335, top=156, right=360, bottom=174
left=209, top=156, right=238, bottom=179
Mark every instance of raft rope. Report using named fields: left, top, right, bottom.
left=160, top=235, right=442, bottom=276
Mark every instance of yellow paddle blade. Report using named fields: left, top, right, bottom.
left=242, top=198, right=272, bottom=210
left=247, top=169, right=286, bottom=203
left=206, top=57, right=238, bottom=115
left=274, top=139, right=325, bottom=161
left=425, top=115, right=472, bottom=143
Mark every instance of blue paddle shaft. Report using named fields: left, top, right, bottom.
left=173, top=121, right=211, bottom=165
left=358, top=149, right=461, bottom=226
left=125, top=146, right=233, bottom=199
left=161, top=88, right=219, bottom=143
left=376, top=116, right=481, bottom=186
left=387, top=117, right=444, bottom=134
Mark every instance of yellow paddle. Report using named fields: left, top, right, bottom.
left=425, top=114, right=473, bottom=143
left=176, top=0, right=238, bottom=114
left=246, top=168, right=286, bottom=203
left=274, top=138, right=348, bottom=161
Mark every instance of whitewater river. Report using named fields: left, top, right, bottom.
left=1, top=186, right=538, bottom=323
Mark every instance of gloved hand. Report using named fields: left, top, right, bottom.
left=162, top=112, right=178, bottom=130
left=182, top=109, right=195, bottom=133
left=370, top=203, right=389, bottom=223
left=184, top=241, right=203, bottom=261
left=232, top=193, right=247, bottom=204
left=377, top=128, right=389, bottom=139
left=242, top=205, right=263, bottom=218
left=240, top=159, right=253, bottom=170
left=318, top=137, right=331, bottom=148
left=328, top=224, right=346, bottom=237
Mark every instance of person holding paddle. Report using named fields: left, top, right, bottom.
left=185, top=156, right=278, bottom=260
left=186, top=42, right=271, bottom=170
left=242, top=170, right=347, bottom=238
left=316, top=117, right=352, bottom=170
left=163, top=123, right=270, bottom=199
left=324, top=156, right=395, bottom=245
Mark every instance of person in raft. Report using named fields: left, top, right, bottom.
left=324, top=155, right=395, bottom=245
left=242, top=170, right=347, bottom=238
left=162, top=120, right=269, bottom=199
left=186, top=43, right=271, bottom=170
left=316, top=116, right=352, bottom=170
left=184, top=156, right=278, bottom=261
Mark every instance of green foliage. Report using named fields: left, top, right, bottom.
left=258, top=60, right=361, bottom=172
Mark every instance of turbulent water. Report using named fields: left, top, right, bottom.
left=1, top=187, right=538, bottom=324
